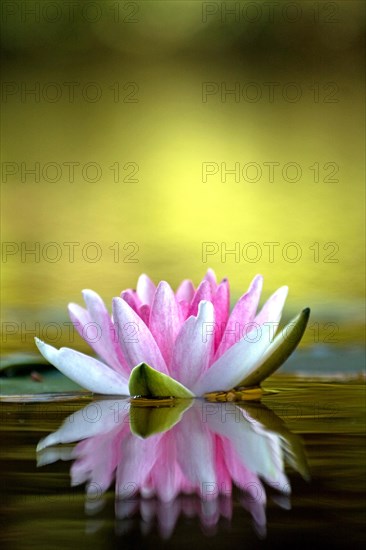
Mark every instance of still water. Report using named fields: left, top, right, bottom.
left=1, top=376, right=365, bottom=549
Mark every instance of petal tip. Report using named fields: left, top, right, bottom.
left=34, top=338, right=58, bottom=363
left=34, top=336, right=43, bottom=347
left=81, top=288, right=100, bottom=301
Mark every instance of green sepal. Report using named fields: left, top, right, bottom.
left=237, top=308, right=310, bottom=387
left=129, top=363, right=194, bottom=398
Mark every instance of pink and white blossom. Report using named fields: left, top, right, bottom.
left=35, top=269, right=309, bottom=396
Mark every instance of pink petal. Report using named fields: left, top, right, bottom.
left=239, top=493, right=266, bottom=536
left=136, top=273, right=156, bottom=306
left=204, top=268, right=217, bottom=292
left=150, top=433, right=182, bottom=502
left=112, top=297, right=168, bottom=374
left=215, top=275, right=263, bottom=359
left=255, top=285, right=288, bottom=327
left=83, top=289, right=129, bottom=373
left=121, top=290, right=140, bottom=313
left=71, top=426, right=126, bottom=495
left=68, top=294, right=127, bottom=374
left=170, top=301, right=214, bottom=390
left=138, top=304, right=150, bottom=326
left=214, top=436, right=233, bottom=495
left=176, top=279, right=195, bottom=302
left=188, top=280, right=212, bottom=317
left=213, top=278, right=230, bottom=351
left=192, top=323, right=273, bottom=395
left=223, top=440, right=266, bottom=504
left=174, top=407, right=217, bottom=495
left=115, top=433, right=162, bottom=498
left=178, top=300, right=190, bottom=322
left=149, top=281, right=181, bottom=368
left=34, top=338, right=129, bottom=395
left=156, top=500, right=181, bottom=539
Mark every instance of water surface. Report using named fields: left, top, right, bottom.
left=1, top=376, right=364, bottom=549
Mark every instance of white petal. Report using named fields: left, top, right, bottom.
left=170, top=301, right=214, bottom=389
left=206, top=405, right=286, bottom=485
left=112, top=297, right=168, bottom=374
left=255, top=285, right=288, bottom=327
left=192, top=323, right=273, bottom=395
left=35, top=338, right=129, bottom=395
left=37, top=399, right=130, bottom=451
left=136, top=273, right=156, bottom=306
left=175, top=406, right=217, bottom=492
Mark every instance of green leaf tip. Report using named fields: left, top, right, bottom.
left=238, top=307, right=311, bottom=387
left=128, top=363, right=194, bottom=399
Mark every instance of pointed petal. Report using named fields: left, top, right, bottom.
left=116, top=433, right=162, bottom=498
left=68, top=302, right=92, bottom=344
left=189, top=280, right=212, bottom=317
left=175, top=406, right=217, bottom=494
left=170, top=301, right=214, bottom=389
left=136, top=273, right=156, bottom=305
left=178, top=300, right=190, bottom=321
left=223, top=443, right=266, bottom=504
left=206, top=404, right=287, bottom=486
left=214, top=437, right=233, bottom=495
left=239, top=493, right=267, bottom=536
left=149, top=281, right=181, bottom=367
left=238, top=402, right=310, bottom=480
left=138, top=304, right=150, bottom=326
left=204, top=268, right=217, bottom=292
left=34, top=338, right=129, bottom=395
left=37, top=446, right=74, bottom=467
left=129, top=363, right=194, bottom=398
left=37, top=399, right=130, bottom=451
left=68, top=293, right=127, bottom=374
left=81, top=289, right=129, bottom=373
left=156, top=499, right=181, bottom=536
left=112, top=297, right=168, bottom=373
left=121, top=290, right=139, bottom=313
left=151, top=435, right=183, bottom=503
left=215, top=275, right=263, bottom=359
left=192, top=323, right=273, bottom=395
left=255, top=285, right=288, bottom=327
left=238, top=308, right=310, bottom=387
left=213, top=278, right=230, bottom=351
left=176, top=279, right=195, bottom=302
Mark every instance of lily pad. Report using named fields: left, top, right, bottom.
left=238, top=308, right=310, bottom=387
left=129, top=363, right=194, bottom=398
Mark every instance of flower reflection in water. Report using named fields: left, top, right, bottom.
left=37, top=398, right=308, bottom=539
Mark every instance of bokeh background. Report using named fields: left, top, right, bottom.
left=1, top=0, right=365, bottom=360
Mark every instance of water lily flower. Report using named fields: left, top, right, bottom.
left=37, top=399, right=308, bottom=538
left=34, top=270, right=310, bottom=397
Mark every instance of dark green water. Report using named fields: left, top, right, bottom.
left=1, top=376, right=365, bottom=549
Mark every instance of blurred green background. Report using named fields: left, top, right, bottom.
left=1, top=0, right=365, bottom=356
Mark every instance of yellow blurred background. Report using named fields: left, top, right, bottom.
left=1, top=0, right=365, bottom=353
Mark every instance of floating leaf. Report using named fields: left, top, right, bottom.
left=129, top=363, right=194, bottom=398
left=238, top=308, right=310, bottom=387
